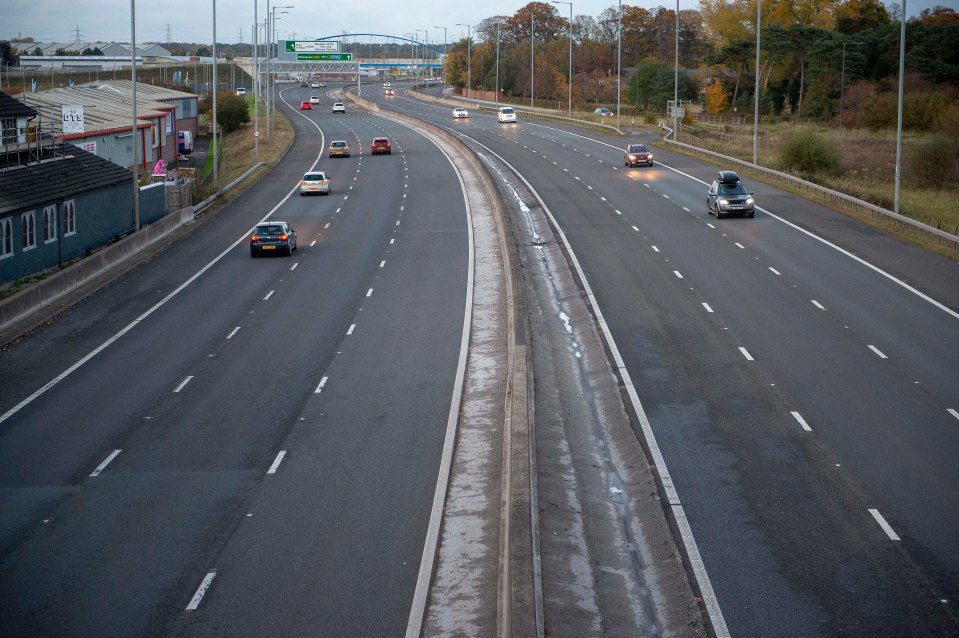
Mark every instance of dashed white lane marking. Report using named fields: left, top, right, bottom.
left=366, top=288, right=373, bottom=297
left=290, top=263, right=299, bottom=271
left=632, top=226, right=640, bottom=232
left=600, top=196, right=605, bottom=201
left=869, top=509, right=901, bottom=540
left=267, top=450, right=287, bottom=474
left=683, top=206, right=690, bottom=212
left=344, top=195, right=349, bottom=200
left=868, top=345, right=888, bottom=359
left=314, top=376, right=329, bottom=394
left=735, top=242, right=745, bottom=249
left=263, top=290, right=275, bottom=301
left=769, top=267, right=781, bottom=275
left=173, top=376, right=194, bottom=393
left=226, top=327, right=241, bottom=339
left=390, top=238, right=395, bottom=245
left=673, top=271, right=683, bottom=279
left=324, top=223, right=331, bottom=229
left=739, top=347, right=754, bottom=361
left=380, top=260, right=386, bottom=268
left=707, top=223, right=716, bottom=229
left=310, top=240, right=317, bottom=247
left=563, top=168, right=569, bottom=172
left=811, top=300, right=825, bottom=310
left=186, top=572, right=217, bottom=610
left=335, top=208, right=341, bottom=213
left=400, top=205, right=405, bottom=211
left=652, top=246, right=660, bottom=252
left=614, top=209, right=622, bottom=215
left=662, top=194, right=670, bottom=199
left=702, top=303, right=714, bottom=313
left=347, top=324, right=356, bottom=335
left=90, top=449, right=122, bottom=477
left=948, top=408, right=959, bottom=421
left=396, top=220, right=401, bottom=226
left=791, top=411, right=813, bottom=432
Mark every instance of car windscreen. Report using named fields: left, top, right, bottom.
left=718, top=183, right=748, bottom=195
left=628, top=145, right=648, bottom=153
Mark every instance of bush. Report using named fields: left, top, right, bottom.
left=909, top=137, right=959, bottom=189
left=215, top=91, right=250, bottom=133
left=779, top=130, right=841, bottom=176
left=936, top=105, right=959, bottom=141
left=861, top=91, right=950, bottom=131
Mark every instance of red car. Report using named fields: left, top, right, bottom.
left=371, top=137, right=392, bottom=155
left=300, top=101, right=312, bottom=110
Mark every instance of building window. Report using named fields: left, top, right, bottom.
left=1, top=117, right=16, bottom=144
left=21, top=211, right=36, bottom=250
left=43, top=205, right=57, bottom=243
left=63, top=200, right=76, bottom=236
left=0, top=218, right=12, bottom=258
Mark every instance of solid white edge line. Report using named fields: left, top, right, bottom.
left=739, top=347, right=754, bottom=361
left=185, top=571, right=217, bottom=610
left=450, top=136, right=731, bottom=637
left=0, top=88, right=327, bottom=428
left=790, top=411, right=813, bottom=432
left=89, top=449, right=122, bottom=477
left=868, top=509, right=901, bottom=541
left=266, top=450, right=287, bottom=474
left=948, top=408, right=959, bottom=421
left=173, top=375, right=193, bottom=393
left=868, top=345, right=888, bottom=359
left=406, top=123, right=475, bottom=638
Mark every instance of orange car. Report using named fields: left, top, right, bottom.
left=371, top=137, right=392, bottom=155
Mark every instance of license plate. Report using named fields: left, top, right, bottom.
left=262, top=245, right=276, bottom=250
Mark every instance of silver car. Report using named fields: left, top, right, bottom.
left=299, top=171, right=331, bottom=196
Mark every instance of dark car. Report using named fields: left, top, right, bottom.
left=300, top=81, right=308, bottom=87
left=624, top=143, right=653, bottom=167
left=371, top=137, right=392, bottom=155
left=250, top=221, right=297, bottom=257
left=706, top=171, right=755, bottom=218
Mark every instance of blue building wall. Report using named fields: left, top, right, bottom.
left=0, top=182, right=166, bottom=285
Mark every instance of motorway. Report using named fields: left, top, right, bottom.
left=358, top=83, right=959, bottom=636
left=0, top=85, right=471, bottom=635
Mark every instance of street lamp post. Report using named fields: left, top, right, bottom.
left=530, top=14, right=535, bottom=107
left=674, top=0, right=679, bottom=140
left=616, top=0, right=622, bottom=129
left=270, top=6, right=291, bottom=130
left=753, top=0, right=761, bottom=165
left=212, top=0, right=218, bottom=184
left=130, top=0, right=139, bottom=231
left=455, top=23, right=471, bottom=98
left=434, top=25, right=447, bottom=85
left=495, top=20, right=500, bottom=104
left=552, top=0, right=572, bottom=119
left=894, top=0, right=905, bottom=214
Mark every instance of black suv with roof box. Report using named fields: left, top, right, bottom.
left=706, top=171, right=755, bottom=218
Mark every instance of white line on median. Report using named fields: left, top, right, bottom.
left=314, top=376, right=328, bottom=394
left=682, top=206, right=690, bottom=212
left=226, top=327, right=241, bottom=339
left=791, top=411, right=813, bottom=432
left=673, top=271, right=683, bottom=279
left=186, top=571, right=217, bottom=610
left=811, top=300, right=825, bottom=310
left=263, top=290, right=275, bottom=301
left=869, top=509, right=901, bottom=540
left=379, top=261, right=386, bottom=268
left=614, top=209, right=622, bottom=215
left=347, top=324, right=356, bottom=335
left=702, top=303, right=713, bottom=313
left=769, top=267, right=781, bottom=275
left=652, top=246, right=660, bottom=252
left=90, top=449, right=122, bottom=477
left=735, top=242, right=745, bottom=249
left=173, top=376, right=193, bottom=393
left=868, top=345, right=888, bottom=359
left=632, top=226, right=639, bottom=232
left=290, top=263, right=299, bottom=271
left=267, top=450, right=287, bottom=474
left=739, top=347, right=754, bottom=361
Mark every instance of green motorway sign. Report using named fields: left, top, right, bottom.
left=296, top=53, right=353, bottom=61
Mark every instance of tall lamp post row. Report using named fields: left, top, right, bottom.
left=552, top=0, right=572, bottom=119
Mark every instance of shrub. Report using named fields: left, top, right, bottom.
left=861, top=91, right=950, bottom=131
left=909, top=137, right=959, bottom=189
left=215, top=91, right=250, bottom=133
left=779, top=130, right=841, bottom=176
left=936, top=105, right=959, bottom=141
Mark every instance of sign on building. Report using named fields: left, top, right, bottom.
left=285, top=40, right=339, bottom=53
left=62, top=105, right=84, bottom=134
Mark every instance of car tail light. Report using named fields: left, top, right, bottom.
left=301, top=181, right=308, bottom=185
left=279, top=234, right=288, bottom=241
left=251, top=235, right=259, bottom=242
left=320, top=180, right=327, bottom=185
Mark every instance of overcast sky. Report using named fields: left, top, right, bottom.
left=4, top=0, right=949, bottom=45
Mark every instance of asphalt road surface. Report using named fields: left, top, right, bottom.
left=0, top=84, right=470, bottom=636
left=362, top=83, right=959, bottom=637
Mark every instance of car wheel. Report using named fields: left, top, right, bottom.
left=747, top=211, right=755, bottom=218
left=251, top=248, right=257, bottom=257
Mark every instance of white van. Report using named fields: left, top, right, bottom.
left=497, top=107, right=517, bottom=123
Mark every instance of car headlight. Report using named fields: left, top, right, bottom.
left=628, top=155, right=636, bottom=160
left=718, top=199, right=729, bottom=205
left=746, top=197, right=754, bottom=204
